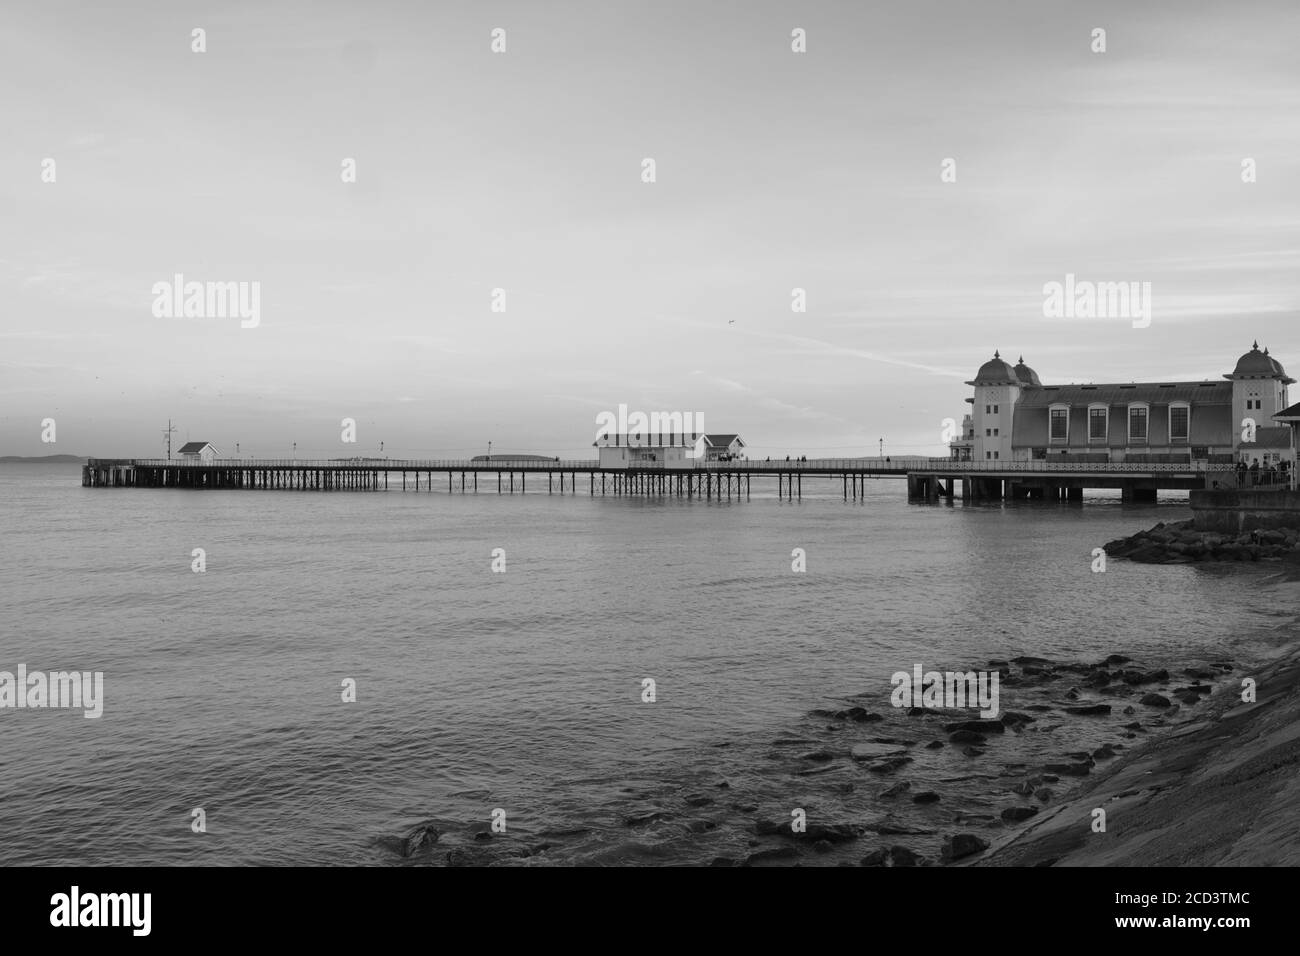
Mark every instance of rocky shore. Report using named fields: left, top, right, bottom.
left=978, top=625, right=1300, bottom=866
left=1104, top=518, right=1300, bottom=565
left=380, top=645, right=1260, bottom=867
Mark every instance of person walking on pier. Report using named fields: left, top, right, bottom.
left=1237, top=460, right=1247, bottom=487
left=1250, top=458, right=1260, bottom=486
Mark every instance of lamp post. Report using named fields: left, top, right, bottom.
left=879, top=437, right=883, bottom=458
left=293, top=442, right=297, bottom=460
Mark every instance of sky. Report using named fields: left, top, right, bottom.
left=2, top=0, right=1298, bottom=459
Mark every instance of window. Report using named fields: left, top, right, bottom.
left=986, top=451, right=992, bottom=460
left=1088, top=405, right=1108, bottom=442
left=985, top=405, right=991, bottom=414
left=1128, top=404, right=1148, bottom=442
left=985, top=428, right=991, bottom=437
left=1169, top=404, right=1189, bottom=443
left=993, top=451, right=999, bottom=459
left=993, top=405, right=999, bottom=414
left=993, top=428, right=999, bottom=436
left=1050, top=405, right=1069, bottom=442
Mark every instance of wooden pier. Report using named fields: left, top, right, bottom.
left=82, top=457, right=1237, bottom=502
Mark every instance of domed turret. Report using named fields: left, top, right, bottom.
left=1229, top=341, right=1294, bottom=382
left=1013, top=356, right=1041, bottom=386
left=969, top=350, right=1020, bottom=385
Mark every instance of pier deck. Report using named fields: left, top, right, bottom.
left=82, top=457, right=1241, bottom=501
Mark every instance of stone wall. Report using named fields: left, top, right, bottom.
left=1190, top=489, right=1300, bottom=532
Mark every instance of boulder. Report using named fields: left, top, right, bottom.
left=1001, top=806, right=1039, bottom=823
left=942, top=834, right=989, bottom=861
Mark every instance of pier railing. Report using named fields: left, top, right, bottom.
left=88, top=456, right=1245, bottom=474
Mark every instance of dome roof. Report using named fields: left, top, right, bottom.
left=971, top=350, right=1020, bottom=385
left=1231, top=341, right=1290, bottom=380
left=1013, top=356, right=1041, bottom=386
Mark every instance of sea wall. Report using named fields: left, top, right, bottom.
left=1190, top=489, right=1300, bottom=533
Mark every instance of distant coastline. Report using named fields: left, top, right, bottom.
left=0, top=455, right=85, bottom=464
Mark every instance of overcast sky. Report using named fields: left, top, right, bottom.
left=2, top=0, right=1297, bottom=459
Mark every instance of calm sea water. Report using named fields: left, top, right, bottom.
left=0, top=463, right=1285, bottom=865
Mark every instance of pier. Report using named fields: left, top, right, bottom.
left=83, top=457, right=1239, bottom=501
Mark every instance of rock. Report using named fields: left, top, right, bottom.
left=756, top=819, right=862, bottom=842
left=1122, top=722, right=1142, bottom=730
left=925, top=740, right=945, bottom=750
left=1122, top=669, right=1169, bottom=685
left=943, top=719, right=1005, bottom=734
left=962, top=747, right=985, bottom=757
left=880, top=782, right=911, bottom=799
left=1001, top=711, right=1037, bottom=726
left=1140, top=693, right=1172, bottom=708
left=1064, top=704, right=1112, bottom=716
left=708, top=856, right=741, bottom=867
left=746, top=846, right=800, bottom=863
left=803, top=823, right=864, bottom=843
left=1034, top=788, right=1053, bottom=802
left=812, top=840, right=834, bottom=854
left=859, top=848, right=889, bottom=866
left=1041, top=774, right=1060, bottom=783
left=912, top=791, right=942, bottom=804
left=1001, top=806, right=1039, bottom=823
left=686, top=820, right=717, bottom=833
left=733, top=802, right=759, bottom=813
left=445, top=847, right=480, bottom=867
left=948, top=730, right=987, bottom=744
left=802, top=750, right=836, bottom=762
left=1122, top=706, right=1136, bottom=715
left=1012, top=656, right=1055, bottom=666
left=1175, top=692, right=1201, bottom=705
left=1104, top=654, right=1132, bottom=665
left=473, top=830, right=492, bottom=842
left=1011, top=781, right=1035, bottom=796
left=399, top=823, right=441, bottom=858
left=868, top=756, right=914, bottom=773
left=844, top=706, right=884, bottom=723
left=888, top=845, right=921, bottom=867
left=1044, top=762, right=1091, bottom=777
left=684, top=794, right=714, bottom=807
left=943, top=833, right=990, bottom=861
left=851, top=742, right=910, bottom=760
left=1092, top=745, right=1116, bottom=760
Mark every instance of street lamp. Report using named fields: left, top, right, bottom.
left=488, top=440, right=493, bottom=458
left=293, top=442, right=297, bottom=460
left=879, top=437, right=883, bottom=458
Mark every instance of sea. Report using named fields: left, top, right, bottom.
left=0, top=461, right=1291, bottom=866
